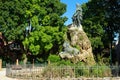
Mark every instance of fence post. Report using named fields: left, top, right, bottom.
left=32, top=59, right=34, bottom=68
left=16, top=59, right=19, bottom=65
left=0, top=59, right=2, bottom=70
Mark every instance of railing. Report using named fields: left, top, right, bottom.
left=6, top=64, right=120, bottom=80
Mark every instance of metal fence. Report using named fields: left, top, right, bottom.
left=6, top=64, right=120, bottom=80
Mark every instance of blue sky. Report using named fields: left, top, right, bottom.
left=61, top=0, right=88, bottom=25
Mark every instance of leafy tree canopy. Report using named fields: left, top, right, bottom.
left=82, top=2, right=105, bottom=51
left=23, top=26, right=67, bottom=61
left=82, top=0, right=120, bottom=64
left=82, top=0, right=120, bottom=49
left=0, top=0, right=67, bottom=41
left=0, top=0, right=67, bottom=62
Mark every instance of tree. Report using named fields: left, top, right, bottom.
left=82, top=1, right=105, bottom=54
left=104, top=0, right=120, bottom=32
left=0, top=0, right=27, bottom=41
left=23, top=26, right=66, bottom=61
left=0, top=0, right=67, bottom=62
left=104, top=0, right=120, bottom=64
left=0, top=0, right=67, bottom=41
left=22, top=0, right=67, bottom=62
left=82, top=0, right=120, bottom=64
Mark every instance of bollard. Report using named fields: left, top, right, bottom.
left=16, top=59, right=19, bottom=65
left=0, top=59, right=2, bottom=70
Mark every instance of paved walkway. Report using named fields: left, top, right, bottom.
left=0, top=68, right=18, bottom=80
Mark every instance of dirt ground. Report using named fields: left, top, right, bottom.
left=0, top=68, right=18, bottom=80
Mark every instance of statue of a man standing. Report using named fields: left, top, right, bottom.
left=72, top=3, right=82, bottom=27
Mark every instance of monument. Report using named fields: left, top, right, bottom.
left=59, top=3, right=95, bottom=65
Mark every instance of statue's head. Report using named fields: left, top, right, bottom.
left=76, top=3, right=80, bottom=7
left=76, top=3, right=82, bottom=11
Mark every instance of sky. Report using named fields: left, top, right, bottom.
left=60, top=0, right=88, bottom=25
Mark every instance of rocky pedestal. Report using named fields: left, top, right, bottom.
left=66, top=25, right=95, bottom=65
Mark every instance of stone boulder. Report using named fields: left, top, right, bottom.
left=61, top=24, right=95, bottom=65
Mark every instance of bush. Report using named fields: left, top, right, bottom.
left=90, top=64, right=111, bottom=77
left=42, top=64, right=75, bottom=78
left=47, top=54, right=60, bottom=63
left=75, top=62, right=89, bottom=77
left=56, top=60, right=72, bottom=66
left=47, top=54, right=74, bottom=66
left=75, top=63, right=111, bottom=77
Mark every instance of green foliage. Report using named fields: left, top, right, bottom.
left=95, top=53, right=110, bottom=65
left=29, top=44, right=40, bottom=55
left=0, top=0, right=27, bottom=41
left=90, top=37, right=103, bottom=49
left=56, top=60, right=72, bottom=66
left=0, top=0, right=67, bottom=41
left=90, top=64, right=111, bottom=77
left=47, top=54, right=60, bottom=63
left=103, top=0, right=120, bottom=32
left=82, top=0, right=120, bottom=50
left=81, top=0, right=120, bottom=64
left=82, top=3, right=104, bottom=51
left=39, top=0, right=67, bottom=27
left=22, top=0, right=67, bottom=61
left=43, top=61, right=111, bottom=77
left=75, top=67, right=89, bottom=77
left=23, top=26, right=66, bottom=58
left=73, top=45, right=81, bottom=52
left=0, top=0, right=67, bottom=62
left=74, top=63, right=111, bottom=77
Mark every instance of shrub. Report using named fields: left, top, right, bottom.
left=90, top=64, right=111, bottom=77
left=47, top=54, right=60, bottom=63
left=56, top=60, right=72, bottom=66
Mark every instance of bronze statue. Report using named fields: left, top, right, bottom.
left=72, top=3, right=82, bottom=27
left=59, top=41, right=80, bottom=59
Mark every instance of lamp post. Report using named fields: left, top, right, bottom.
left=110, top=41, right=112, bottom=66
left=109, top=26, right=113, bottom=66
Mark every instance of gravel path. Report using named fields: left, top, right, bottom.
left=0, top=68, right=18, bottom=80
